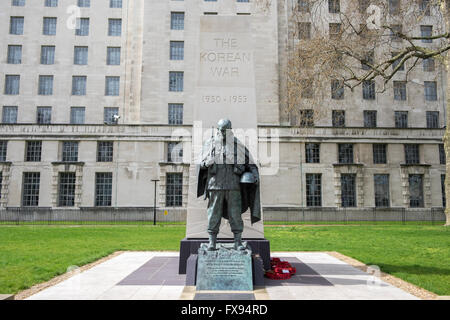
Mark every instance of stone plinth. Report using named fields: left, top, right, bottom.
left=196, top=243, right=253, bottom=291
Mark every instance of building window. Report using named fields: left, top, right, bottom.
left=392, top=52, right=405, bottom=71
left=361, top=51, right=374, bottom=70
left=420, top=0, right=431, bottom=15
left=75, top=18, right=89, bottom=36
left=332, top=110, right=345, bottom=127
left=110, top=0, right=122, bottom=8
left=300, top=79, right=313, bottom=98
left=390, top=24, right=402, bottom=41
left=405, top=144, right=420, bottom=164
left=108, top=19, right=122, bottom=36
left=298, top=0, right=310, bottom=12
left=171, top=12, right=185, bottom=30
left=166, top=173, right=183, bottom=207
left=409, top=174, right=424, bottom=208
left=0, top=141, right=7, bottom=162
left=441, top=174, right=446, bottom=207
left=167, top=142, right=183, bottom=163
left=7, top=45, right=22, bottom=64
left=424, top=81, right=437, bottom=101
left=328, top=0, right=340, bottom=13
left=393, top=81, right=407, bottom=101
left=78, top=0, right=90, bottom=7
left=364, top=110, right=377, bottom=128
left=22, top=172, right=40, bottom=207
left=439, top=144, right=446, bottom=165
left=306, top=174, right=322, bottom=207
left=299, top=109, right=314, bottom=127
left=298, top=22, right=311, bottom=40
left=25, top=141, right=42, bottom=162
left=58, top=172, right=76, bottom=207
left=338, top=144, right=354, bottom=164
left=170, top=41, right=184, bottom=60
left=420, top=25, right=433, bottom=43
left=2, top=106, right=18, bottom=124
left=389, top=0, right=400, bottom=15
left=12, top=0, right=25, bottom=6
left=169, top=72, right=184, bottom=92
left=168, top=104, right=183, bottom=125
left=95, top=172, right=112, bottom=207
left=331, top=80, right=344, bottom=99
left=423, top=58, right=435, bottom=72
left=40, top=46, right=55, bottom=65
left=105, top=77, right=120, bottom=96
left=43, top=17, right=57, bottom=35
left=72, top=76, right=87, bottom=96
left=70, top=107, right=85, bottom=124
left=341, top=174, right=356, bottom=207
left=4, top=75, right=20, bottom=95
left=10, top=17, right=24, bottom=35
left=362, top=80, right=375, bottom=100
left=306, top=143, right=320, bottom=164
left=395, top=111, right=408, bottom=128
left=0, top=172, right=2, bottom=199
left=45, top=0, right=58, bottom=7
left=104, top=107, right=119, bottom=124
left=38, top=76, right=54, bottom=95
left=329, top=23, right=341, bottom=40
left=107, top=47, right=121, bottom=65
left=97, top=142, right=114, bottom=162
left=373, top=144, right=387, bottom=164
left=374, top=174, right=390, bottom=207
left=62, top=142, right=79, bottom=162
left=37, top=107, right=52, bottom=124
left=426, top=111, right=439, bottom=128
left=74, top=46, right=88, bottom=65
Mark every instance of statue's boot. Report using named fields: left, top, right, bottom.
left=233, top=233, right=246, bottom=250
left=207, top=233, right=217, bottom=251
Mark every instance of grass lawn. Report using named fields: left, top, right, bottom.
left=0, top=225, right=448, bottom=296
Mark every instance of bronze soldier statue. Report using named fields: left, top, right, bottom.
left=197, top=119, right=261, bottom=251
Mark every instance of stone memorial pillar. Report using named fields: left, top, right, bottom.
left=179, top=16, right=270, bottom=275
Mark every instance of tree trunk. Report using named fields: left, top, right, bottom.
left=445, top=1, right=450, bottom=226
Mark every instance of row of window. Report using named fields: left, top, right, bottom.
left=6, top=45, right=121, bottom=65
left=298, top=0, right=432, bottom=16
left=7, top=170, right=444, bottom=208
left=0, top=140, right=114, bottom=163
left=298, top=20, right=435, bottom=42
left=1, top=104, right=184, bottom=125
left=327, top=80, right=438, bottom=101
left=304, top=142, right=445, bottom=165
left=2, top=75, right=121, bottom=96
left=9, top=16, right=122, bottom=37
left=12, top=0, right=123, bottom=8
left=306, top=172, right=445, bottom=209
left=0, top=140, right=442, bottom=166
left=292, top=109, right=441, bottom=129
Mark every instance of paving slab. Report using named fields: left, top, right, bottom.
left=25, top=251, right=420, bottom=300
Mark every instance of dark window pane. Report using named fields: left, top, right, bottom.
left=409, top=174, right=424, bottom=207
left=166, top=173, right=183, bottom=207
left=306, top=174, right=322, bottom=207
left=374, top=174, right=390, bottom=207
left=306, top=143, right=320, bottom=163
left=338, top=144, right=353, bottom=164
left=341, top=174, right=356, bottom=207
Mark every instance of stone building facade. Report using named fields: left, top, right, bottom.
left=0, top=0, right=446, bottom=221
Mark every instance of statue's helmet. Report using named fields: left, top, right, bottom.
left=217, top=119, right=232, bottom=131
left=240, top=172, right=256, bottom=184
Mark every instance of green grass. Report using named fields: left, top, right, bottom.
left=264, top=220, right=445, bottom=226
left=0, top=225, right=448, bottom=296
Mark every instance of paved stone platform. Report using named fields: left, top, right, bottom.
left=26, top=252, right=419, bottom=300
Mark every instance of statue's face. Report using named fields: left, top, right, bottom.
left=217, top=119, right=232, bottom=137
